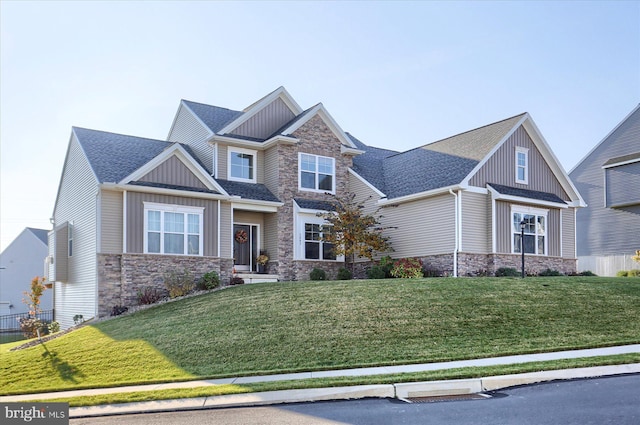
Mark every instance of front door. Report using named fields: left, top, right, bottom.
left=233, top=224, right=258, bottom=272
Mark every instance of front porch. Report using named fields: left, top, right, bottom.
left=234, top=273, right=278, bottom=284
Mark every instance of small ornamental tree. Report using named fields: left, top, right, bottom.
left=318, top=192, right=393, bottom=277
left=20, top=277, right=47, bottom=339
left=632, top=250, right=640, bottom=264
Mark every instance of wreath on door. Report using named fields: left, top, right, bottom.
left=235, top=229, right=248, bottom=244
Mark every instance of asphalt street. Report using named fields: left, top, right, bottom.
left=71, top=374, right=640, bottom=425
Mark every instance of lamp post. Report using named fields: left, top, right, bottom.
left=520, top=220, right=526, bottom=278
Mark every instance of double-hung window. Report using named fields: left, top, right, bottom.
left=512, top=207, right=547, bottom=255
left=144, top=203, right=204, bottom=256
left=299, top=153, right=335, bottom=193
left=515, top=147, right=529, bottom=184
left=304, top=223, right=336, bottom=260
left=228, top=148, right=256, bottom=183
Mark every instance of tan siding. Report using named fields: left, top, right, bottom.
left=495, top=201, right=511, bottom=253
left=168, top=104, right=213, bottom=173
left=54, top=223, right=68, bottom=282
left=264, top=213, right=278, bottom=260
left=264, top=145, right=279, bottom=196
left=219, top=202, right=232, bottom=259
left=256, top=150, right=265, bottom=184
left=470, top=126, right=569, bottom=199
left=100, top=190, right=123, bottom=253
left=562, top=208, right=576, bottom=259
left=231, top=98, right=295, bottom=140
left=349, top=173, right=385, bottom=261
left=53, top=134, right=99, bottom=329
left=461, top=191, right=489, bottom=253
left=547, top=209, right=561, bottom=257
left=139, top=156, right=207, bottom=189
left=126, top=192, right=218, bottom=257
left=218, top=145, right=228, bottom=181
left=383, top=194, right=455, bottom=257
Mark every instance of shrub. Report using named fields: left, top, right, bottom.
left=310, top=268, right=327, bottom=281
left=628, top=269, right=640, bottom=277
left=390, top=258, right=424, bottom=279
left=495, top=267, right=520, bottom=277
left=198, top=271, right=221, bottom=290
left=164, top=268, right=196, bottom=298
left=337, top=267, right=352, bottom=280
left=137, top=287, right=164, bottom=305
left=367, top=265, right=387, bottom=279
left=579, top=270, right=597, bottom=276
left=73, top=314, right=84, bottom=325
left=538, top=268, right=563, bottom=276
left=111, top=305, right=128, bottom=316
left=379, top=256, right=394, bottom=278
left=230, top=276, right=244, bottom=285
left=617, top=270, right=628, bottom=277
left=19, top=317, right=46, bottom=339
left=47, top=321, right=60, bottom=334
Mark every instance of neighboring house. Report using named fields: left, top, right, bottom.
left=0, top=228, right=51, bottom=325
left=48, top=87, right=584, bottom=329
left=570, top=104, right=640, bottom=276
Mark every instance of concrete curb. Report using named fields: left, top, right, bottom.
left=68, top=364, right=640, bottom=418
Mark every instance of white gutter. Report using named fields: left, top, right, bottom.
left=449, top=189, right=459, bottom=278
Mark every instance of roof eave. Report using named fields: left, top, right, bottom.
left=378, top=184, right=462, bottom=206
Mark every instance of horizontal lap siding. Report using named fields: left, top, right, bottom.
left=168, top=104, right=213, bottom=173
left=461, top=191, right=489, bottom=253
left=382, top=194, right=455, bottom=258
left=54, top=135, right=99, bottom=329
left=605, top=162, right=640, bottom=207
left=100, top=190, right=123, bottom=254
left=126, top=192, right=218, bottom=257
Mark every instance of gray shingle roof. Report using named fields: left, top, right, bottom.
left=349, top=133, right=398, bottom=194
left=74, top=127, right=172, bottom=183
left=216, top=180, right=280, bottom=202
left=182, top=100, right=244, bottom=133
left=488, top=183, right=567, bottom=204
left=294, top=198, right=336, bottom=211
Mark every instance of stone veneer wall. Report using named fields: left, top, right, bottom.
left=97, top=253, right=233, bottom=317
left=417, top=253, right=577, bottom=277
left=273, top=115, right=354, bottom=282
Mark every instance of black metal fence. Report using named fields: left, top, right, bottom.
left=0, top=310, right=54, bottom=332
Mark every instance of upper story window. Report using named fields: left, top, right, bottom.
left=144, top=203, right=204, bottom=256
left=228, top=147, right=256, bottom=183
left=299, top=153, right=335, bottom=193
left=512, top=206, right=547, bottom=255
left=515, top=147, right=529, bottom=184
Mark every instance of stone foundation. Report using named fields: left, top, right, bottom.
left=97, top=253, right=234, bottom=317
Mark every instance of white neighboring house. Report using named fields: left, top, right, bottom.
left=0, top=228, right=52, bottom=325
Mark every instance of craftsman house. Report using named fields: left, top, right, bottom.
left=570, top=104, right=640, bottom=276
left=48, top=87, right=584, bottom=328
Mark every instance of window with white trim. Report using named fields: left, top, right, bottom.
left=515, top=147, right=529, bottom=184
left=512, top=207, right=547, bottom=255
left=228, top=148, right=256, bottom=183
left=299, top=153, right=335, bottom=193
left=144, top=203, right=204, bottom=256
left=304, top=223, right=336, bottom=260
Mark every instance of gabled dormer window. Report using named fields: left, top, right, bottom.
left=228, top=147, right=256, bottom=183
left=516, top=147, right=529, bottom=184
left=299, top=153, right=335, bottom=193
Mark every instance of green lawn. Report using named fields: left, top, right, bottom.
left=2, top=277, right=639, bottom=396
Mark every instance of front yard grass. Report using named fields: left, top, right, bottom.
left=2, top=277, right=639, bottom=396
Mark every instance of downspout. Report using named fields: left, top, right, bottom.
left=449, top=189, right=459, bottom=277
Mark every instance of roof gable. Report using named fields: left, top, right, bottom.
left=181, top=100, right=243, bottom=134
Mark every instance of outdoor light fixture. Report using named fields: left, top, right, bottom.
left=520, top=220, right=526, bottom=278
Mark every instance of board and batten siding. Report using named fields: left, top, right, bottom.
left=139, top=156, right=208, bottom=189
left=230, top=98, right=295, bottom=140
left=99, top=189, right=123, bottom=254
left=167, top=103, right=213, bottom=173
left=220, top=202, right=233, bottom=259
left=382, top=193, right=455, bottom=258
left=53, top=134, right=100, bottom=329
left=460, top=191, right=490, bottom=253
left=125, top=192, right=219, bottom=257
left=470, top=126, right=569, bottom=200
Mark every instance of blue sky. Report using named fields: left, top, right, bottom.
left=1, top=0, right=638, bottom=251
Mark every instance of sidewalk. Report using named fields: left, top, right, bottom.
left=1, top=344, right=639, bottom=417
